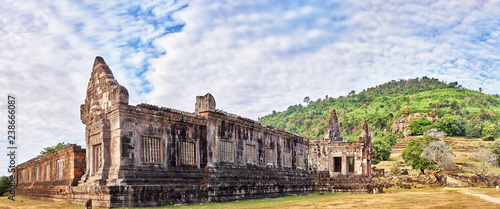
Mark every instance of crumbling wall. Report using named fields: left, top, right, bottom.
left=202, top=110, right=312, bottom=202
left=14, top=144, right=86, bottom=202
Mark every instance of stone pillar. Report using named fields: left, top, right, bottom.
left=341, top=155, right=347, bottom=174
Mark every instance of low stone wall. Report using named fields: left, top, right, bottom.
left=310, top=171, right=382, bottom=193
left=14, top=144, right=86, bottom=202
left=448, top=174, right=500, bottom=187
left=372, top=167, right=385, bottom=177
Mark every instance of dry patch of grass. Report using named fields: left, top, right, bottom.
left=0, top=196, right=84, bottom=209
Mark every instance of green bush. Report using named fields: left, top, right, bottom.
left=0, top=176, right=10, bottom=196
left=433, top=114, right=466, bottom=136
left=466, top=120, right=484, bottom=138
left=372, top=138, right=392, bottom=161
left=490, top=139, right=500, bottom=166
left=482, top=124, right=497, bottom=141
left=401, top=135, right=440, bottom=173
left=390, top=162, right=401, bottom=176
left=408, top=117, right=432, bottom=135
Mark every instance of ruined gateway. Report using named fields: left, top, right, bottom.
left=14, top=57, right=381, bottom=208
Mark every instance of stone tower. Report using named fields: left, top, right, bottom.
left=79, top=56, right=129, bottom=185
left=324, top=109, right=343, bottom=141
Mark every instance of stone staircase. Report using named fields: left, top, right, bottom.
left=392, top=138, right=409, bottom=151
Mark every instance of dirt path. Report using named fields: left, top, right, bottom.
left=464, top=192, right=500, bottom=204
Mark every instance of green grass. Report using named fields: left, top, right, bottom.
left=116, top=193, right=341, bottom=209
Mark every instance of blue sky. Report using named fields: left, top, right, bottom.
left=0, top=0, right=499, bottom=176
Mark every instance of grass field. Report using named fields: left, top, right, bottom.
left=1, top=187, right=499, bottom=209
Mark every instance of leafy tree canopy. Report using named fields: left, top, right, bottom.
left=0, top=176, right=10, bottom=196
left=372, top=138, right=391, bottom=161
left=40, top=142, right=70, bottom=155
left=433, top=115, right=466, bottom=136
left=401, top=135, right=440, bottom=173
left=409, top=117, right=432, bottom=135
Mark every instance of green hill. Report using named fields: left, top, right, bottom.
left=258, top=77, right=500, bottom=140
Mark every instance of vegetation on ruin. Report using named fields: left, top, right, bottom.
left=39, top=142, right=70, bottom=155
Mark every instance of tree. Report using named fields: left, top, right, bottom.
left=372, top=138, right=391, bottom=161
left=401, top=135, right=440, bottom=174
left=421, top=141, right=455, bottom=172
left=408, top=117, right=432, bottom=135
left=374, top=117, right=385, bottom=130
left=482, top=124, right=496, bottom=141
left=472, top=149, right=498, bottom=175
left=303, top=96, right=310, bottom=105
left=490, top=139, right=500, bottom=166
left=0, top=176, right=10, bottom=196
left=433, top=114, right=466, bottom=136
left=40, top=142, right=70, bottom=155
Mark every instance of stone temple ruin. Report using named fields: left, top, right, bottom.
left=14, top=57, right=381, bottom=208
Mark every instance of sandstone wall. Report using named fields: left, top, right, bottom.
left=14, top=144, right=86, bottom=202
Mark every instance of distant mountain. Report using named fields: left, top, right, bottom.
left=258, top=77, right=500, bottom=140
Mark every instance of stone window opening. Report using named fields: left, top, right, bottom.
left=219, top=139, right=234, bottom=163
left=141, top=136, right=162, bottom=163
left=35, top=167, right=39, bottom=181
left=246, top=144, right=256, bottom=164
left=92, top=144, right=102, bottom=176
left=22, top=170, right=25, bottom=183
left=347, top=157, right=355, bottom=173
left=266, top=147, right=275, bottom=165
left=333, top=157, right=342, bottom=172
left=180, top=141, right=196, bottom=166
left=45, top=164, right=50, bottom=181
left=297, top=153, right=304, bottom=169
left=283, top=150, right=291, bottom=167
left=57, top=159, right=64, bottom=180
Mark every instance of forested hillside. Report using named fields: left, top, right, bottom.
left=258, top=77, right=500, bottom=140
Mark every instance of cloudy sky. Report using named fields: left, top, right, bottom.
left=1, top=0, right=499, bottom=176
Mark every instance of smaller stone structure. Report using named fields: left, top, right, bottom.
left=14, top=144, right=86, bottom=202
left=308, top=110, right=378, bottom=193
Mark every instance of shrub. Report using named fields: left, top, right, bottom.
left=465, top=120, right=484, bottom=138
left=421, top=141, right=455, bottom=171
left=482, top=124, right=497, bottom=141
left=372, top=138, right=392, bottom=161
left=408, top=117, right=432, bottom=135
left=390, top=162, right=401, bottom=176
left=401, top=135, right=440, bottom=174
left=471, top=149, right=498, bottom=175
left=490, top=139, right=500, bottom=166
left=433, top=114, right=466, bottom=136
left=424, top=128, right=445, bottom=139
